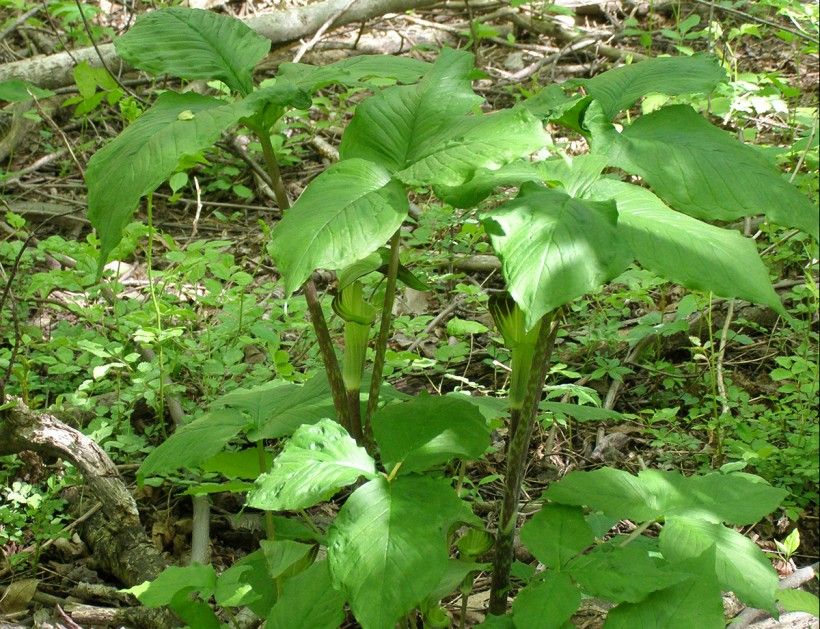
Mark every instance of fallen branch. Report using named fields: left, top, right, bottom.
left=0, top=0, right=441, bottom=89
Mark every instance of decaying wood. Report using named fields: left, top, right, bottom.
left=0, top=0, right=442, bottom=89
left=0, top=401, right=169, bottom=592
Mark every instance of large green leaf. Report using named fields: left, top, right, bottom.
left=436, top=154, right=607, bottom=208
left=328, top=476, right=471, bottom=629
left=520, top=504, right=594, bottom=570
left=137, top=408, right=249, bottom=479
left=114, top=7, right=269, bottom=93
left=511, top=572, right=581, bottom=629
left=604, top=546, right=724, bottom=629
left=589, top=104, right=819, bottom=239
left=266, top=561, right=346, bottom=629
left=575, top=54, right=725, bottom=120
left=213, top=372, right=335, bottom=440
left=86, top=92, right=253, bottom=269
left=126, top=563, right=217, bottom=606
left=546, top=468, right=786, bottom=526
left=585, top=179, right=783, bottom=312
left=247, top=419, right=377, bottom=511
left=394, top=107, right=548, bottom=187
left=659, top=516, right=778, bottom=611
left=340, top=48, right=483, bottom=172
left=269, top=158, right=408, bottom=295
left=214, top=549, right=276, bottom=615
left=371, top=394, right=491, bottom=474
left=567, top=543, right=689, bottom=603
left=277, top=55, right=430, bottom=92
left=484, top=184, right=631, bottom=329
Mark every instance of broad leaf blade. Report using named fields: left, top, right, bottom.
left=328, top=476, right=472, bottom=629
left=340, top=48, right=484, bottom=172
left=590, top=104, right=819, bottom=239
left=126, top=563, right=217, bottom=606
left=585, top=179, right=783, bottom=312
left=266, top=561, right=346, bottom=629
left=577, top=54, right=725, bottom=120
left=214, top=372, right=335, bottom=440
left=484, top=185, right=632, bottom=328
left=567, top=543, right=689, bottom=603
left=520, top=504, right=595, bottom=570
left=86, top=92, right=253, bottom=269
left=511, top=572, right=581, bottom=629
left=659, top=515, right=778, bottom=611
left=247, top=419, right=377, bottom=511
left=682, top=472, right=787, bottom=525
left=138, top=408, right=250, bottom=479
left=371, top=394, right=491, bottom=473
left=395, top=108, right=548, bottom=187
left=269, top=158, right=408, bottom=295
left=278, top=55, right=430, bottom=92
left=115, top=7, right=269, bottom=93
left=604, top=546, right=724, bottom=629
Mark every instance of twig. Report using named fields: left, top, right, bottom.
left=293, top=0, right=359, bottom=62
left=190, top=176, right=203, bottom=240
left=691, top=0, right=817, bottom=42
left=0, top=5, right=41, bottom=42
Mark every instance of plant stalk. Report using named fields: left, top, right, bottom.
left=254, top=129, right=350, bottom=432
left=256, top=440, right=276, bottom=540
left=364, top=230, right=401, bottom=435
left=488, top=313, right=560, bottom=615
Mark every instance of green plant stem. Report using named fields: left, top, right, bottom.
left=618, top=520, right=654, bottom=547
left=347, top=387, right=364, bottom=444
left=488, top=312, right=560, bottom=615
left=256, top=440, right=275, bottom=540
left=364, top=229, right=401, bottom=435
left=253, top=129, right=350, bottom=433
left=145, top=193, right=166, bottom=434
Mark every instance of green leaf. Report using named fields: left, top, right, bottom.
left=260, top=539, right=315, bottom=579
left=277, top=55, right=430, bottom=92
left=201, top=449, right=272, bottom=479
left=114, top=7, right=269, bottom=93
left=777, top=589, right=820, bottom=616
left=328, top=476, right=472, bottom=629
left=446, top=318, right=489, bottom=336
left=585, top=179, right=783, bottom=313
left=590, top=104, right=819, bottom=240
left=267, top=561, right=347, bottom=629
left=567, top=543, right=689, bottom=602
left=213, top=373, right=335, bottom=440
left=575, top=54, right=725, bottom=120
left=436, top=154, right=607, bottom=208
left=604, top=546, right=724, bottom=629
left=0, top=79, right=55, bottom=102
left=125, top=563, right=216, bottom=606
left=214, top=549, right=276, bottom=615
left=520, top=504, right=594, bottom=570
left=340, top=48, right=483, bottom=172
left=269, top=158, right=408, bottom=295
left=138, top=408, right=250, bottom=479
left=247, top=419, right=377, bottom=511
left=546, top=468, right=786, bottom=526
left=425, top=559, right=489, bottom=604
left=86, top=92, right=254, bottom=269
left=394, top=107, right=548, bottom=187
left=540, top=402, right=624, bottom=422
left=659, top=515, right=778, bottom=611
left=484, top=185, right=631, bottom=329
left=512, top=572, right=581, bottom=629
left=371, top=394, right=491, bottom=474
left=168, top=592, right=221, bottom=629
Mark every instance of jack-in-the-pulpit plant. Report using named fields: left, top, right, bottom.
left=82, top=7, right=819, bottom=628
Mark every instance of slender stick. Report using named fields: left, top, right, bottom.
left=364, top=230, right=402, bottom=434
left=253, top=129, right=350, bottom=431
left=488, top=313, right=560, bottom=615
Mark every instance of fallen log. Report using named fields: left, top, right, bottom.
left=0, top=0, right=441, bottom=89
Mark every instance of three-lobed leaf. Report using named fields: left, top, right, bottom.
left=115, top=7, right=270, bottom=94
left=247, top=418, right=377, bottom=511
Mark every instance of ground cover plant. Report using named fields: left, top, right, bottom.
left=1, top=1, right=818, bottom=627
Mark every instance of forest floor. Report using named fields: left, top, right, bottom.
left=0, top=0, right=818, bottom=627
